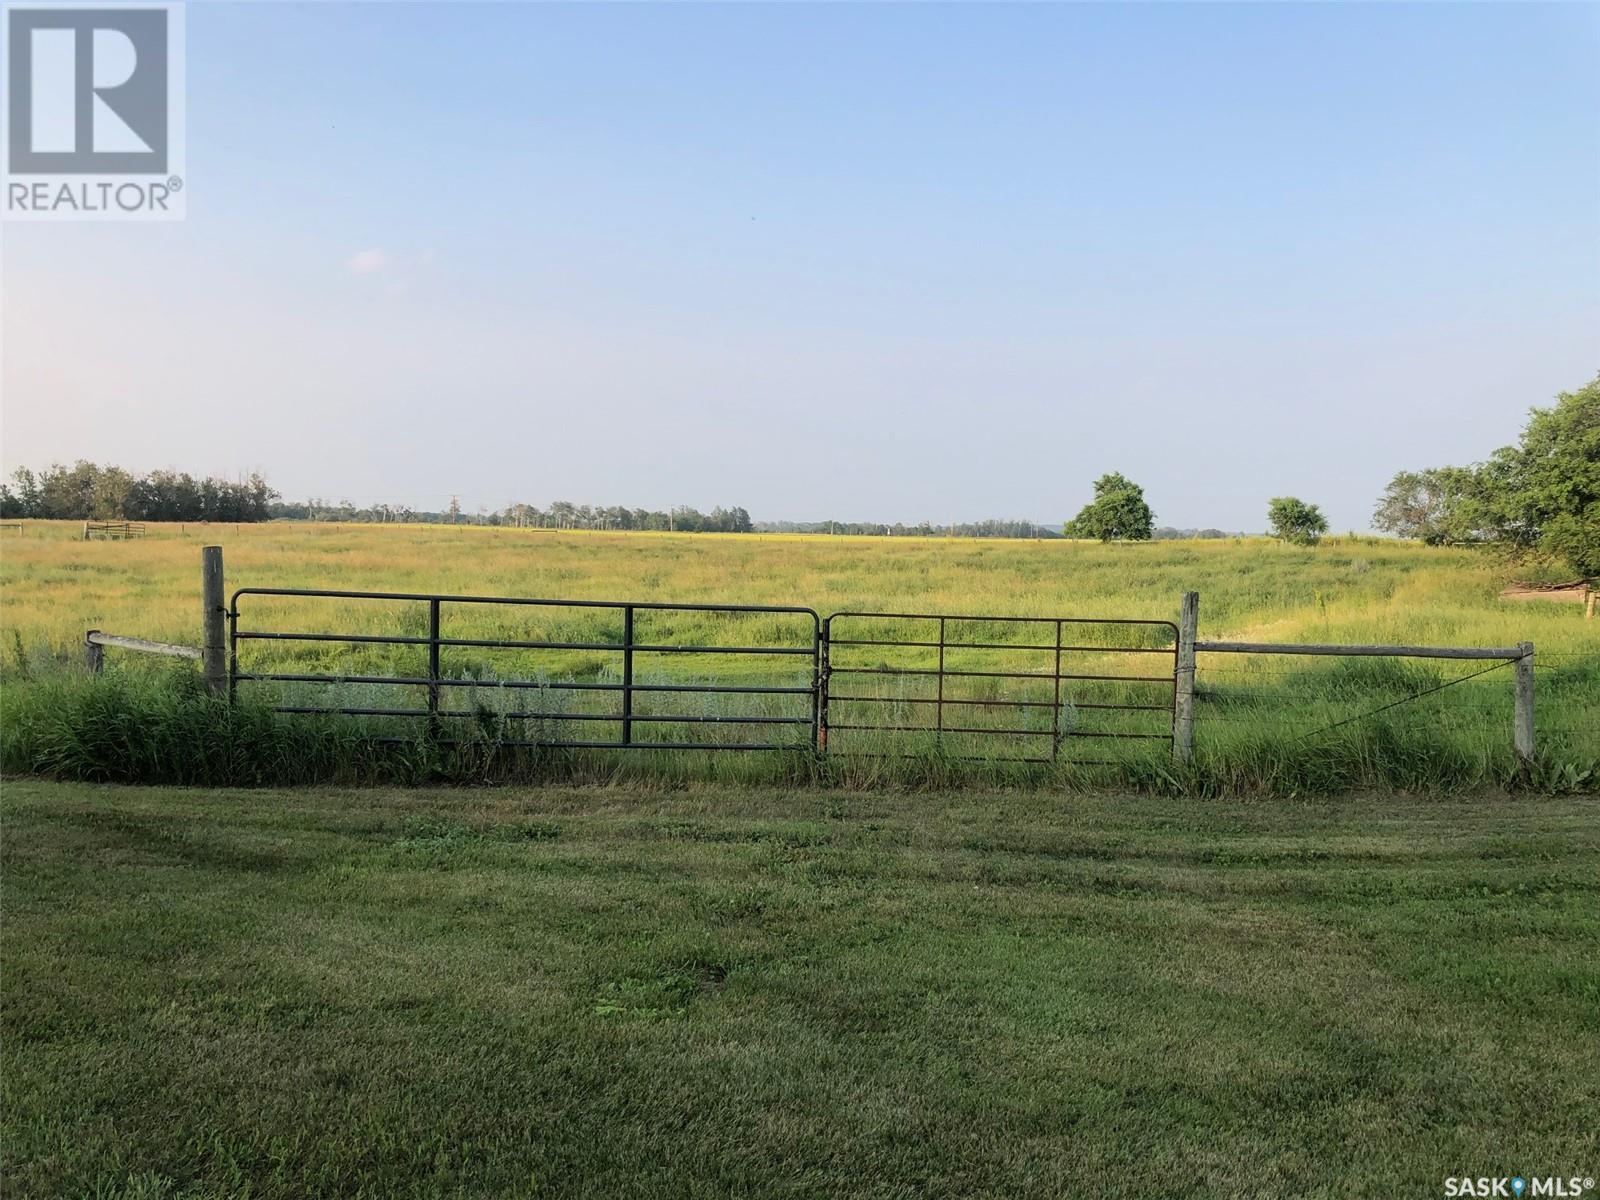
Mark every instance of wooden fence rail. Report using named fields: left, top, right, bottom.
left=82, top=545, right=225, bottom=697
left=85, top=631, right=202, bottom=673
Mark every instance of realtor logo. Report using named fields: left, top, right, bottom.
left=8, top=6, right=167, bottom=172
left=3, top=2, right=185, bottom=219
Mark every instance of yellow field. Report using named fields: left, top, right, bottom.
left=0, top=518, right=1587, bottom=651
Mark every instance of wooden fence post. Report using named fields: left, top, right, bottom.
left=1174, top=591, right=1198, bottom=763
left=202, top=546, right=226, bottom=698
left=85, top=630, right=104, bottom=674
left=1513, top=640, right=1535, bottom=769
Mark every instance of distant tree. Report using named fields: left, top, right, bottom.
left=88, top=466, right=136, bottom=519
left=1371, top=374, right=1599, bottom=577
left=1, top=468, right=41, bottom=517
left=1372, top=466, right=1484, bottom=545
left=1267, top=497, right=1329, bottom=546
left=1477, top=375, right=1599, bottom=577
left=38, top=460, right=101, bottom=518
left=1063, top=473, right=1154, bottom=541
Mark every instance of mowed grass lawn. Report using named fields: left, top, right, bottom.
left=3, top=783, right=1597, bottom=1199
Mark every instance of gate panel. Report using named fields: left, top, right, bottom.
left=230, top=588, right=1176, bottom=764
left=230, top=589, right=821, bottom=752
left=822, top=612, right=1178, bottom=763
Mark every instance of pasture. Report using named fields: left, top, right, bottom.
left=0, top=518, right=1576, bottom=649
left=0, top=521, right=1595, bottom=791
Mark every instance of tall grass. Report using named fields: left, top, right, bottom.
left=1, top=521, right=1594, bottom=793
left=2, top=661, right=1591, bottom=794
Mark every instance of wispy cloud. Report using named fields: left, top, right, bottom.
left=345, top=248, right=389, bottom=275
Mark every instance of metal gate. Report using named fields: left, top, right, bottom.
left=820, top=612, right=1179, bottom=763
left=230, top=588, right=821, bottom=751
left=229, top=589, right=1175, bottom=761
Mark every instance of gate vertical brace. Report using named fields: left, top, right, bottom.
left=936, top=617, right=946, bottom=745
left=810, top=618, right=822, bottom=760
left=227, top=595, right=238, bottom=703
left=1051, top=620, right=1063, bottom=762
left=427, top=598, right=442, bottom=741
left=621, top=606, right=635, bottom=746
left=817, top=616, right=830, bottom=755
left=1174, top=591, right=1199, bottom=764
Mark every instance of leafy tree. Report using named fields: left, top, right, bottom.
left=1063, top=473, right=1154, bottom=542
left=0, top=468, right=41, bottom=518
left=1372, top=374, right=1599, bottom=576
left=1267, top=497, right=1329, bottom=546
left=1479, top=375, right=1600, bottom=576
left=1372, top=466, right=1485, bottom=545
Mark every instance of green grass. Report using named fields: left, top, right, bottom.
left=4, top=781, right=1597, bottom=1198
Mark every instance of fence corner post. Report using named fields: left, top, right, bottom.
left=1513, top=640, right=1535, bottom=770
left=201, top=545, right=226, bottom=698
left=1174, top=591, right=1199, bottom=763
left=85, top=630, right=104, bottom=675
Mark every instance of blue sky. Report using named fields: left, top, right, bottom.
left=3, top=1, right=1597, bottom=530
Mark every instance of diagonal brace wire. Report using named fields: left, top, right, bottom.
left=1291, top=658, right=1517, bottom=743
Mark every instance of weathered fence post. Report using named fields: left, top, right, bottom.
left=1513, top=640, right=1535, bottom=769
left=85, top=630, right=104, bottom=674
left=1174, top=591, right=1198, bottom=763
left=201, top=545, right=226, bottom=697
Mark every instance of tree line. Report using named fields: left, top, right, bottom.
left=1, top=462, right=278, bottom=523
left=267, top=499, right=758, bottom=533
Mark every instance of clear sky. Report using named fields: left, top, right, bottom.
left=2, top=1, right=1597, bottom=531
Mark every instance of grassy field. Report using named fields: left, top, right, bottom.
left=2, top=780, right=1597, bottom=1198
left=1, top=521, right=1595, bottom=790
left=0, top=519, right=1587, bottom=650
